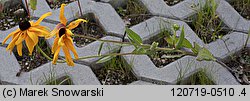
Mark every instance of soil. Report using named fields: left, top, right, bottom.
left=46, top=76, right=72, bottom=85
left=188, top=17, right=229, bottom=44
left=15, top=39, right=52, bottom=77
left=229, top=0, right=250, bottom=20
left=226, top=49, right=250, bottom=85
left=72, top=18, right=106, bottom=47
left=148, top=35, right=183, bottom=68
left=164, top=0, right=184, bottom=6
left=0, top=2, right=29, bottom=31
left=93, top=56, right=137, bottom=85
left=116, top=0, right=152, bottom=27
left=46, top=0, right=74, bottom=9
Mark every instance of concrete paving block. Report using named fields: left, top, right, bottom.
left=99, top=0, right=127, bottom=8
left=201, top=61, right=240, bottom=85
left=139, top=0, right=201, bottom=19
left=129, top=16, right=204, bottom=46
left=0, top=46, right=20, bottom=84
left=17, top=62, right=101, bottom=85
left=90, top=2, right=126, bottom=37
left=129, top=80, right=155, bottom=85
left=217, top=0, right=250, bottom=33
left=139, top=0, right=170, bottom=17
left=169, top=0, right=201, bottom=19
left=4, top=62, right=100, bottom=85
left=216, top=0, right=240, bottom=30
left=207, top=32, right=248, bottom=61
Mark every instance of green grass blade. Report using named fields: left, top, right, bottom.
left=126, top=27, right=142, bottom=45
left=176, top=26, right=185, bottom=49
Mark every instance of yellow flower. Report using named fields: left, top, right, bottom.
left=2, top=12, right=52, bottom=56
left=48, top=4, right=87, bottom=66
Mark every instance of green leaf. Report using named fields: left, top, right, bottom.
left=196, top=48, right=216, bottom=61
left=191, top=42, right=202, bottom=54
left=30, top=0, right=37, bottom=10
left=126, top=27, right=142, bottom=45
left=98, top=42, right=104, bottom=55
left=132, top=47, right=147, bottom=54
left=150, top=42, right=159, bottom=50
left=175, top=26, right=185, bottom=49
left=164, top=36, right=174, bottom=46
left=161, top=54, right=184, bottom=59
left=182, top=38, right=193, bottom=49
left=96, top=56, right=114, bottom=64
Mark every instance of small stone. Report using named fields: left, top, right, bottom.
left=14, top=9, right=25, bottom=16
left=7, top=19, right=13, bottom=22
left=161, top=59, right=166, bottom=63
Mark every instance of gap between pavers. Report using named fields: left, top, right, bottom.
left=22, top=0, right=126, bottom=38
left=207, top=32, right=250, bottom=62
left=217, top=0, right=250, bottom=33
left=121, top=45, right=240, bottom=85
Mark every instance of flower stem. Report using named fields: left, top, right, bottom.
left=77, top=0, right=83, bottom=17
left=76, top=52, right=139, bottom=60
left=73, top=34, right=196, bottom=56
left=24, top=0, right=30, bottom=18
left=36, top=45, right=65, bottom=63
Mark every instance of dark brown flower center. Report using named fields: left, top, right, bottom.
left=19, top=21, right=31, bottom=31
left=59, top=28, right=66, bottom=37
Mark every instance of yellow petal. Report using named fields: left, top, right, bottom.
left=34, top=12, right=52, bottom=25
left=65, top=38, right=78, bottom=59
left=58, top=34, right=65, bottom=46
left=46, top=23, right=65, bottom=38
left=17, top=43, right=23, bottom=56
left=52, top=47, right=61, bottom=65
left=2, top=29, right=20, bottom=44
left=47, top=27, right=59, bottom=38
left=65, top=33, right=74, bottom=44
left=15, top=32, right=27, bottom=45
left=60, top=4, right=67, bottom=25
left=52, top=37, right=59, bottom=53
left=29, top=27, right=51, bottom=37
left=27, top=31, right=39, bottom=46
left=6, top=33, right=21, bottom=52
left=25, top=36, right=35, bottom=55
left=66, top=29, right=73, bottom=36
left=62, top=46, right=74, bottom=66
left=35, top=25, right=51, bottom=32
left=66, top=19, right=87, bottom=30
